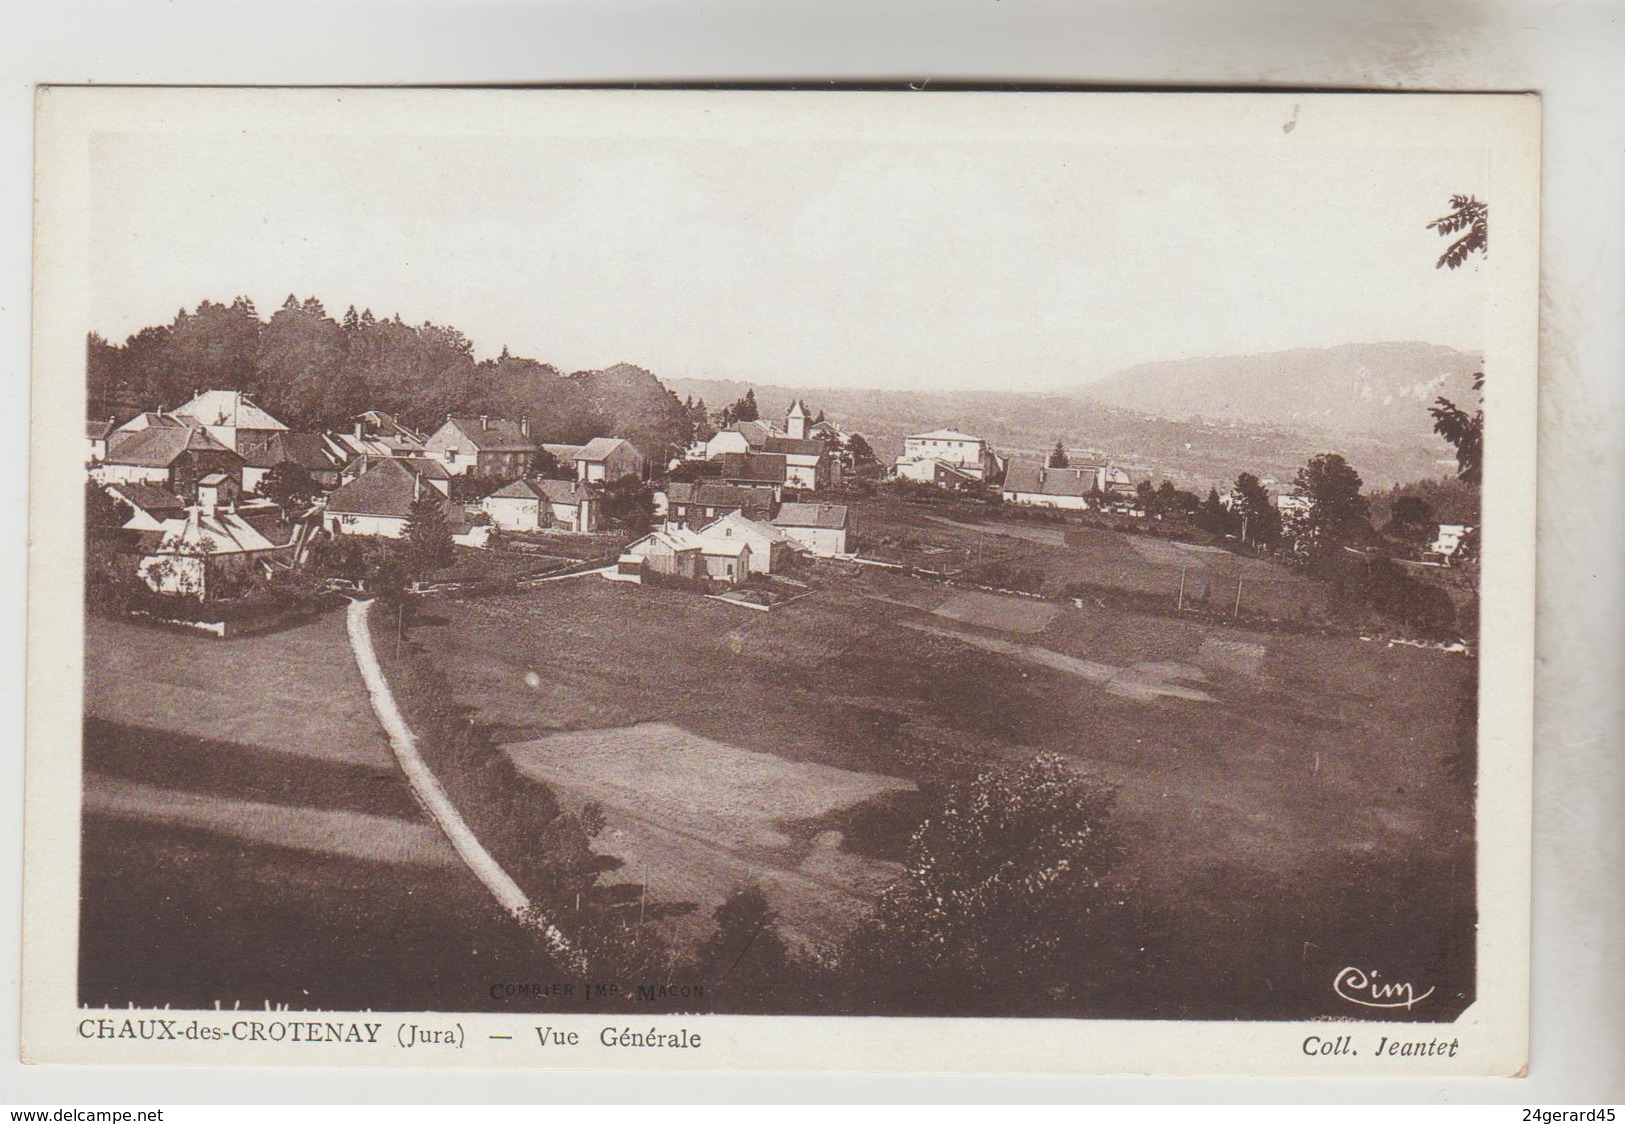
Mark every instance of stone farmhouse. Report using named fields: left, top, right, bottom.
left=664, top=482, right=776, bottom=528
left=424, top=415, right=537, bottom=478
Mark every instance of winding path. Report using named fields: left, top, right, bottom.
left=344, top=597, right=575, bottom=958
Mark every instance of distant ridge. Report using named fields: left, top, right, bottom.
left=1077, top=342, right=1482, bottom=437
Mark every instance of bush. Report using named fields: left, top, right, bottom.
left=841, top=753, right=1136, bottom=1015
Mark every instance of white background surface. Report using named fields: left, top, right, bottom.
left=3, top=0, right=1621, bottom=1105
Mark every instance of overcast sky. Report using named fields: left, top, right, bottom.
left=86, top=96, right=1490, bottom=393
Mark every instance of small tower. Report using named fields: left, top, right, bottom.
left=786, top=399, right=809, bottom=440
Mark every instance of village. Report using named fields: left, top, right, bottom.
left=80, top=369, right=1482, bottom=1021
left=86, top=386, right=1474, bottom=618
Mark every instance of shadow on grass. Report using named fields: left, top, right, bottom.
left=83, top=717, right=418, bottom=820
left=79, top=816, right=575, bottom=1012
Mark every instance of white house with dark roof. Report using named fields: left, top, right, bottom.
left=323, top=457, right=468, bottom=540
left=704, top=419, right=783, bottom=460
left=533, top=478, right=598, bottom=532
left=761, top=435, right=837, bottom=490
left=772, top=502, right=850, bottom=557
left=1003, top=461, right=1095, bottom=509
left=96, top=421, right=244, bottom=496
left=573, top=437, right=645, bottom=483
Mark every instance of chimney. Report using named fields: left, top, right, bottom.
left=354, top=419, right=364, bottom=440
left=480, top=415, right=489, bottom=431
left=520, top=415, right=530, bottom=438
left=413, top=469, right=423, bottom=502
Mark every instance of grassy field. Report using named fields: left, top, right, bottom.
left=427, top=542, right=1476, bottom=1018
left=80, top=614, right=586, bottom=1012
left=846, top=496, right=1330, bottom=621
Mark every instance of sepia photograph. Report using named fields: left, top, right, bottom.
left=23, top=88, right=1540, bottom=1074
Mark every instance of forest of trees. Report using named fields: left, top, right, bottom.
left=87, top=296, right=698, bottom=459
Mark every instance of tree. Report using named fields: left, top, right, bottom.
left=599, top=474, right=654, bottom=532
left=847, top=754, right=1129, bottom=1011
left=1232, top=472, right=1280, bottom=546
left=1195, top=486, right=1233, bottom=535
left=1285, top=454, right=1371, bottom=566
left=1424, top=196, right=1487, bottom=483
left=1427, top=194, right=1488, bottom=270
left=845, top=433, right=878, bottom=468
left=1431, top=371, right=1483, bottom=485
left=259, top=462, right=320, bottom=512
left=404, top=492, right=454, bottom=574
left=1386, top=495, right=1433, bottom=542
left=1049, top=441, right=1070, bottom=468
left=1155, top=480, right=1201, bottom=518
left=530, top=446, right=563, bottom=478
left=255, top=294, right=348, bottom=426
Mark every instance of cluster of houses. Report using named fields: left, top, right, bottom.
left=87, top=389, right=659, bottom=597
left=682, top=400, right=846, bottom=492
left=88, top=389, right=857, bottom=601
left=88, top=386, right=1471, bottom=605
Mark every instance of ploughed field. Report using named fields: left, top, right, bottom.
left=430, top=555, right=1476, bottom=1018
left=80, top=615, right=554, bottom=1013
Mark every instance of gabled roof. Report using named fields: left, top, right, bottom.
left=761, top=436, right=826, bottom=458
left=241, top=431, right=340, bottom=471
left=148, top=509, right=279, bottom=557
left=106, top=482, right=185, bottom=515
left=326, top=458, right=446, bottom=519
left=340, top=454, right=449, bottom=482
left=1002, top=461, right=1099, bottom=498
left=575, top=436, right=638, bottom=462
left=632, top=528, right=703, bottom=554
left=773, top=502, right=849, bottom=530
left=353, top=410, right=425, bottom=443
left=698, top=537, right=750, bottom=558
left=437, top=416, right=535, bottom=451
left=541, top=443, right=586, bottom=462
left=487, top=478, right=548, bottom=501
left=533, top=478, right=592, bottom=505
left=667, top=482, right=775, bottom=512
left=172, top=390, right=289, bottom=433
left=104, top=423, right=239, bottom=468
left=907, top=428, right=984, bottom=443
left=1003, top=460, right=1043, bottom=494
left=114, top=411, right=186, bottom=435
left=699, top=509, right=792, bottom=542
left=717, top=452, right=786, bottom=483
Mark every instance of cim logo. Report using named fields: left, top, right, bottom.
left=1333, top=966, right=1436, bottom=1010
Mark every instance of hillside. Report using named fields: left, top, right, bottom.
left=1078, top=342, right=1482, bottom=436
left=665, top=375, right=1462, bottom=491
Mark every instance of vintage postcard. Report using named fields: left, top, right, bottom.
left=24, top=88, right=1539, bottom=1074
